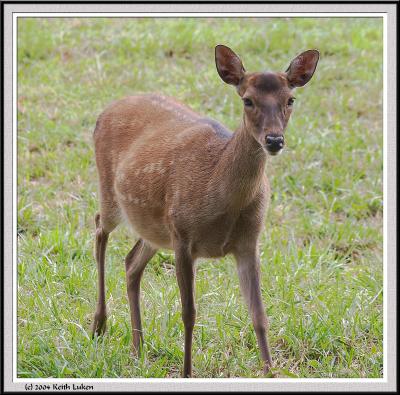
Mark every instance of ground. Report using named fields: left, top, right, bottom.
left=17, top=17, right=383, bottom=378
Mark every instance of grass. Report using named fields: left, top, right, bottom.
left=17, top=17, right=383, bottom=378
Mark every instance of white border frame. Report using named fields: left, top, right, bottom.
left=3, top=3, right=396, bottom=392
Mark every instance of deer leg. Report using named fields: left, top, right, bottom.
left=175, top=246, right=196, bottom=378
left=234, top=249, right=272, bottom=374
left=92, top=213, right=109, bottom=336
left=125, top=239, right=157, bottom=355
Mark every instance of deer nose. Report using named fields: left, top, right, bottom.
left=265, top=134, right=284, bottom=152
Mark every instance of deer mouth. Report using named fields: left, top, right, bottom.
left=265, top=146, right=283, bottom=156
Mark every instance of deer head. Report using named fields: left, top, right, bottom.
left=215, top=45, right=319, bottom=156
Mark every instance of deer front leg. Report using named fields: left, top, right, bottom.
left=234, top=248, right=272, bottom=374
left=174, top=245, right=196, bottom=378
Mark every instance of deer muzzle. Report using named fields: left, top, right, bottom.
left=265, top=134, right=284, bottom=155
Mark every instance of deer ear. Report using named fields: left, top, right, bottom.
left=286, top=50, right=319, bottom=88
left=215, top=45, right=246, bottom=86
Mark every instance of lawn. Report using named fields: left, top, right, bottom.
left=17, top=17, right=383, bottom=378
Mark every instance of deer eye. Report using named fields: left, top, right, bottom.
left=243, top=98, right=253, bottom=107
left=287, top=97, right=295, bottom=106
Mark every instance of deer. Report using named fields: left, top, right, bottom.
left=91, top=45, right=319, bottom=377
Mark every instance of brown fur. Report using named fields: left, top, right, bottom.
left=91, top=45, right=319, bottom=377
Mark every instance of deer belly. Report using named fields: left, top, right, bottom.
left=114, top=169, right=172, bottom=249
left=119, top=201, right=172, bottom=249
left=189, top=216, right=236, bottom=258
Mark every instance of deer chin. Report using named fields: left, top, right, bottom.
left=266, top=148, right=283, bottom=156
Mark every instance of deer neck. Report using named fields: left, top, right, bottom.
left=209, top=121, right=267, bottom=212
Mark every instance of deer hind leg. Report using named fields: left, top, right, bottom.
left=174, top=245, right=196, bottom=378
left=92, top=212, right=110, bottom=336
left=125, top=239, right=157, bottom=355
left=234, top=249, right=272, bottom=374
left=91, top=194, right=122, bottom=337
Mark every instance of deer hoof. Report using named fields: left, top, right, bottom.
left=91, top=312, right=107, bottom=337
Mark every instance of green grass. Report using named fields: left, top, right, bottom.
left=17, top=17, right=383, bottom=378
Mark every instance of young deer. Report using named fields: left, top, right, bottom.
left=92, top=45, right=319, bottom=377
